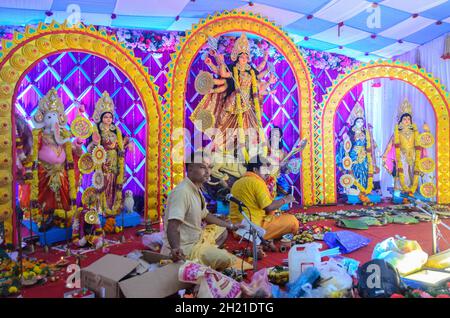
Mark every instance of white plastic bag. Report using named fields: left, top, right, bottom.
left=317, top=259, right=353, bottom=295
left=142, top=231, right=163, bottom=251
left=371, top=236, right=428, bottom=275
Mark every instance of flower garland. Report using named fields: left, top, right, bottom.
left=250, top=68, right=266, bottom=154
left=394, top=124, right=421, bottom=194
left=233, top=66, right=249, bottom=162
left=30, top=130, right=40, bottom=219
left=109, top=27, right=180, bottom=53
left=64, top=129, right=77, bottom=217
left=112, top=128, right=125, bottom=214
left=300, top=47, right=359, bottom=72
left=351, top=128, right=374, bottom=195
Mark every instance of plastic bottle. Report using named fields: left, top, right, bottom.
left=288, top=242, right=322, bottom=284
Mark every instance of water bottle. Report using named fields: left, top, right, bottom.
left=288, top=242, right=322, bottom=284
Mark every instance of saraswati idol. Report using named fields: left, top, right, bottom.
left=337, top=103, right=380, bottom=204
left=382, top=99, right=436, bottom=202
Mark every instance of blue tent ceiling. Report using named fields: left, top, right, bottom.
left=0, top=0, right=449, bottom=61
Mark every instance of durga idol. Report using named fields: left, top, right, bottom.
left=190, top=33, right=277, bottom=161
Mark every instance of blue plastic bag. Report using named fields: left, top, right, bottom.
left=324, top=231, right=370, bottom=254
left=286, top=267, right=321, bottom=298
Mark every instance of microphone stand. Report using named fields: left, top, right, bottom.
left=410, top=199, right=450, bottom=254
left=237, top=203, right=259, bottom=272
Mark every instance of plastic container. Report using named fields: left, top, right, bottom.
left=288, top=242, right=322, bottom=284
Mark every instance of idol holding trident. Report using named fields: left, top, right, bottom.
left=382, top=99, right=437, bottom=202
left=191, top=33, right=277, bottom=162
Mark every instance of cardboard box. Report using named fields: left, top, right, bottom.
left=81, top=254, right=138, bottom=298
left=81, top=252, right=192, bottom=298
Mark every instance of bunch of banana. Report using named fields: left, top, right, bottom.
left=293, top=231, right=314, bottom=244
left=294, top=213, right=325, bottom=223
left=268, top=266, right=289, bottom=285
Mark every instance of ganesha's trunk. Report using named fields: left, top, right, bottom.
left=53, top=126, right=70, bottom=145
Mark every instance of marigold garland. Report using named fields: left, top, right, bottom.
left=64, top=129, right=77, bottom=216
left=394, top=124, right=420, bottom=194
left=233, top=66, right=249, bottom=162
left=112, top=128, right=125, bottom=214
left=250, top=69, right=267, bottom=155
left=30, top=130, right=39, bottom=219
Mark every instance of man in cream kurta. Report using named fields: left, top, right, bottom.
left=161, top=177, right=211, bottom=256
left=161, top=152, right=241, bottom=267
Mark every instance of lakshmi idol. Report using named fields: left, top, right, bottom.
left=382, top=99, right=436, bottom=201
left=87, top=91, right=129, bottom=216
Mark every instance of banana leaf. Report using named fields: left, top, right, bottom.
left=392, top=215, right=419, bottom=224
left=336, top=219, right=369, bottom=230
left=358, top=217, right=382, bottom=226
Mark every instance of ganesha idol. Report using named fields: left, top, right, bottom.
left=19, top=88, right=83, bottom=231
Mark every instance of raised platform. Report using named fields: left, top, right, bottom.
left=392, top=192, right=431, bottom=204
left=21, top=211, right=141, bottom=246
left=347, top=194, right=382, bottom=205
left=22, top=219, right=72, bottom=246
left=100, top=211, right=141, bottom=228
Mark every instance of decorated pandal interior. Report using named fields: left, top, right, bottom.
left=0, top=3, right=450, bottom=300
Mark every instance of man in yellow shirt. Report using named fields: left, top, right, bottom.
left=161, top=152, right=241, bottom=268
left=229, top=155, right=299, bottom=240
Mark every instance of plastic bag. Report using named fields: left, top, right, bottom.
left=317, top=259, right=353, bottom=294
left=142, top=231, right=163, bottom=251
left=285, top=267, right=321, bottom=298
left=240, top=268, right=273, bottom=298
left=330, top=256, right=360, bottom=277
left=372, top=236, right=428, bottom=275
left=324, top=231, right=371, bottom=254
left=302, top=283, right=340, bottom=298
left=179, top=261, right=242, bottom=298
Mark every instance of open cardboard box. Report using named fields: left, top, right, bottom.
left=81, top=251, right=192, bottom=298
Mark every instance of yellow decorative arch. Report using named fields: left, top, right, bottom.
left=164, top=11, right=315, bottom=205
left=317, top=60, right=450, bottom=204
left=0, top=21, right=163, bottom=244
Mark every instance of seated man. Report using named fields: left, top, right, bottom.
left=161, top=151, right=241, bottom=270
left=229, top=155, right=299, bottom=240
